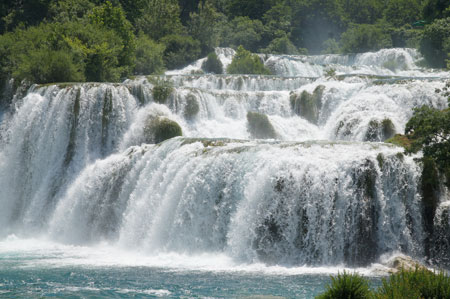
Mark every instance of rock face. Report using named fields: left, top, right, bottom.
left=246, top=112, right=277, bottom=139
left=383, top=254, right=428, bottom=273
left=290, top=85, right=325, bottom=124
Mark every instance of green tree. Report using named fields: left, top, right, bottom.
left=201, top=51, right=223, bottom=74
left=220, top=17, right=265, bottom=52
left=134, top=32, right=165, bottom=75
left=90, top=1, right=136, bottom=77
left=226, top=0, right=276, bottom=20
left=227, top=45, right=271, bottom=75
left=188, top=1, right=222, bottom=55
left=261, top=34, right=299, bottom=55
left=405, top=105, right=450, bottom=181
left=136, top=0, right=184, bottom=41
left=383, top=0, right=424, bottom=27
left=419, top=17, right=450, bottom=68
left=161, top=34, right=201, bottom=69
left=340, top=23, right=392, bottom=53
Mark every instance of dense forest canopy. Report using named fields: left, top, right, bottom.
left=0, top=0, right=449, bottom=85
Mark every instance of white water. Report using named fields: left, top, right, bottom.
left=0, top=47, right=449, bottom=272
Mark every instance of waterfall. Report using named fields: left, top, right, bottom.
left=0, top=48, right=449, bottom=268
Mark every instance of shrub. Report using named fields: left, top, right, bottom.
left=201, top=52, right=223, bottom=74
left=260, top=35, right=299, bottom=55
left=246, top=111, right=277, bottom=139
left=160, top=34, right=201, bottom=70
left=385, top=134, right=412, bottom=150
left=134, top=32, right=165, bottom=75
left=340, top=23, right=392, bottom=53
left=13, top=49, right=84, bottom=84
left=376, top=268, right=450, bottom=299
left=219, top=16, right=265, bottom=52
left=315, top=271, right=372, bottom=299
left=419, top=17, right=450, bottom=68
left=152, top=79, right=173, bottom=104
left=143, top=116, right=182, bottom=144
left=227, top=46, right=271, bottom=75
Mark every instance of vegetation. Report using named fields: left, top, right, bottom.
left=143, top=116, right=182, bottom=144
left=290, top=85, right=325, bottom=125
left=316, top=271, right=372, bottom=299
left=316, top=269, right=450, bottom=299
left=227, top=46, right=271, bottom=75
left=0, top=0, right=450, bottom=86
left=201, top=52, right=223, bottom=74
left=152, top=79, right=174, bottom=104
left=184, top=94, right=200, bottom=119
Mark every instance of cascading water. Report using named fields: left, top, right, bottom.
left=0, top=47, right=449, bottom=282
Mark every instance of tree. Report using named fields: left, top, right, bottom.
left=134, top=32, right=165, bottom=75
left=188, top=1, right=222, bottom=55
left=160, top=34, right=201, bottom=69
left=420, top=17, right=450, bottom=68
left=136, top=0, right=184, bottom=41
left=219, top=17, right=265, bottom=52
left=383, top=0, right=424, bottom=28
left=90, top=1, right=136, bottom=77
left=227, top=46, right=271, bottom=75
left=340, top=23, right=392, bottom=53
left=226, top=0, right=276, bottom=20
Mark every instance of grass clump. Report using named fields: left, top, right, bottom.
left=201, top=52, right=223, bottom=74
left=316, top=271, right=372, bottom=299
left=385, top=134, right=412, bottom=151
left=316, top=268, right=450, bottom=299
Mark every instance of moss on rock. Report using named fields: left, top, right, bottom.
left=365, top=118, right=396, bottom=141
left=247, top=111, right=277, bottom=139
left=144, top=116, right=182, bottom=144
left=290, top=85, right=325, bottom=124
left=184, top=94, right=200, bottom=119
left=152, top=79, right=173, bottom=104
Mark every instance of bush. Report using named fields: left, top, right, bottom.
left=152, top=79, right=173, bottom=104
left=419, top=17, right=450, bottom=68
left=227, top=46, right=271, bottom=75
left=260, top=35, right=299, bottom=55
left=376, top=268, right=450, bottom=299
left=143, top=116, right=182, bottom=144
left=161, top=34, right=201, bottom=70
left=13, top=49, right=84, bottom=84
left=201, top=52, right=223, bottom=74
left=315, top=271, right=372, bottom=299
left=134, top=32, right=165, bottom=75
left=219, top=16, right=265, bottom=52
left=246, top=111, right=277, bottom=139
left=340, top=23, right=392, bottom=53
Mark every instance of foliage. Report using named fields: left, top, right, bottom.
left=226, top=0, right=276, bottom=20
left=89, top=1, right=135, bottom=77
left=246, top=112, right=277, bottom=139
left=261, top=35, right=299, bottom=55
left=376, top=268, right=450, bottom=299
left=136, top=0, right=183, bottom=41
left=340, top=23, right=392, bottom=53
left=385, top=134, right=413, bottom=151
left=315, top=271, right=372, bottom=299
left=201, top=52, right=223, bottom=74
left=405, top=105, right=450, bottom=175
left=48, top=0, right=95, bottom=22
left=227, top=46, right=271, bottom=75
left=188, top=1, right=223, bottom=55
left=419, top=17, right=450, bottom=68
left=160, top=34, right=201, bottom=70
left=219, top=17, right=265, bottom=52
left=152, top=79, right=173, bottom=104
left=316, top=269, right=450, bottom=299
left=322, top=38, right=340, bottom=54
left=383, top=0, right=423, bottom=28
left=134, top=32, right=165, bottom=75
left=144, top=116, right=182, bottom=144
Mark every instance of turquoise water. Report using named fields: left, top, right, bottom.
left=0, top=237, right=383, bottom=298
